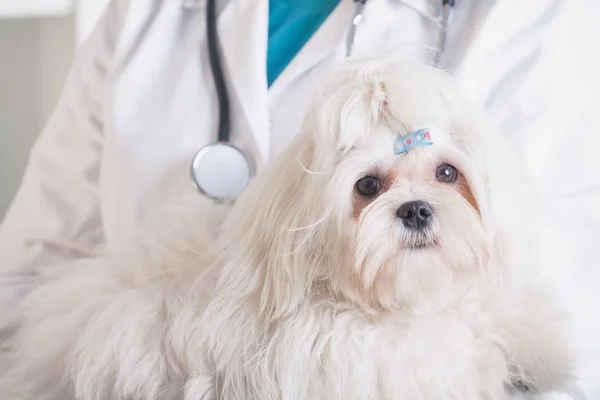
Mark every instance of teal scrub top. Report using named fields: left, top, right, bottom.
left=267, top=0, right=341, bottom=87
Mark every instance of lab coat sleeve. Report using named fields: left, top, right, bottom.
left=454, top=0, right=600, bottom=398
left=0, top=0, right=129, bottom=336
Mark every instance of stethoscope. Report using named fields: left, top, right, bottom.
left=191, top=0, right=455, bottom=202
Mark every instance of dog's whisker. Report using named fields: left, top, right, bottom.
left=297, top=159, right=329, bottom=176
left=280, top=216, right=325, bottom=233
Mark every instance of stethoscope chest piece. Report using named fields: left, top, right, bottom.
left=191, top=142, right=253, bottom=202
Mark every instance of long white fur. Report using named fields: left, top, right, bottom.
left=1, top=58, right=576, bottom=400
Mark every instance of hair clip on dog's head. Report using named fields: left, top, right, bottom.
left=394, top=128, right=433, bottom=155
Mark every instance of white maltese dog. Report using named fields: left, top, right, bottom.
left=2, top=58, right=576, bottom=400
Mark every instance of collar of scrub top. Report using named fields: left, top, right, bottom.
left=394, top=128, right=434, bottom=154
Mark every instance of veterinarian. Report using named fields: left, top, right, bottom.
left=1, top=0, right=599, bottom=396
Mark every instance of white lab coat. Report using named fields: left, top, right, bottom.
left=1, top=0, right=600, bottom=397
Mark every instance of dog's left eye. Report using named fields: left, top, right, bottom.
left=355, top=176, right=381, bottom=197
left=435, top=163, right=458, bottom=184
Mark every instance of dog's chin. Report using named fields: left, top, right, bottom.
left=407, top=242, right=434, bottom=250
left=403, top=233, right=438, bottom=251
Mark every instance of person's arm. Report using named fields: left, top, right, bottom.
left=0, top=0, right=128, bottom=336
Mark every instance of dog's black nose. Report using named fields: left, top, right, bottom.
left=397, top=201, right=433, bottom=229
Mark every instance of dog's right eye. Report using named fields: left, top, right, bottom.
left=355, top=176, right=381, bottom=197
left=435, top=163, right=458, bottom=184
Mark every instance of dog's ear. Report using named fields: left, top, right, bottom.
left=450, top=99, right=534, bottom=280
left=212, top=134, right=326, bottom=319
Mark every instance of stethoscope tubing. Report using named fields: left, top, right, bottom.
left=206, top=0, right=231, bottom=143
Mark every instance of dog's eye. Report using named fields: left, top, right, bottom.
left=355, top=176, right=381, bottom=197
left=435, top=163, right=458, bottom=184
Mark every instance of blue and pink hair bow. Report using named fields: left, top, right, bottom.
left=394, top=128, right=433, bottom=155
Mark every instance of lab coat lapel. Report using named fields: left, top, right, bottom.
left=270, top=0, right=354, bottom=93
left=218, top=0, right=271, bottom=162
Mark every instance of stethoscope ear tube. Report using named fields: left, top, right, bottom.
left=435, top=0, right=454, bottom=65
left=346, top=0, right=368, bottom=57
